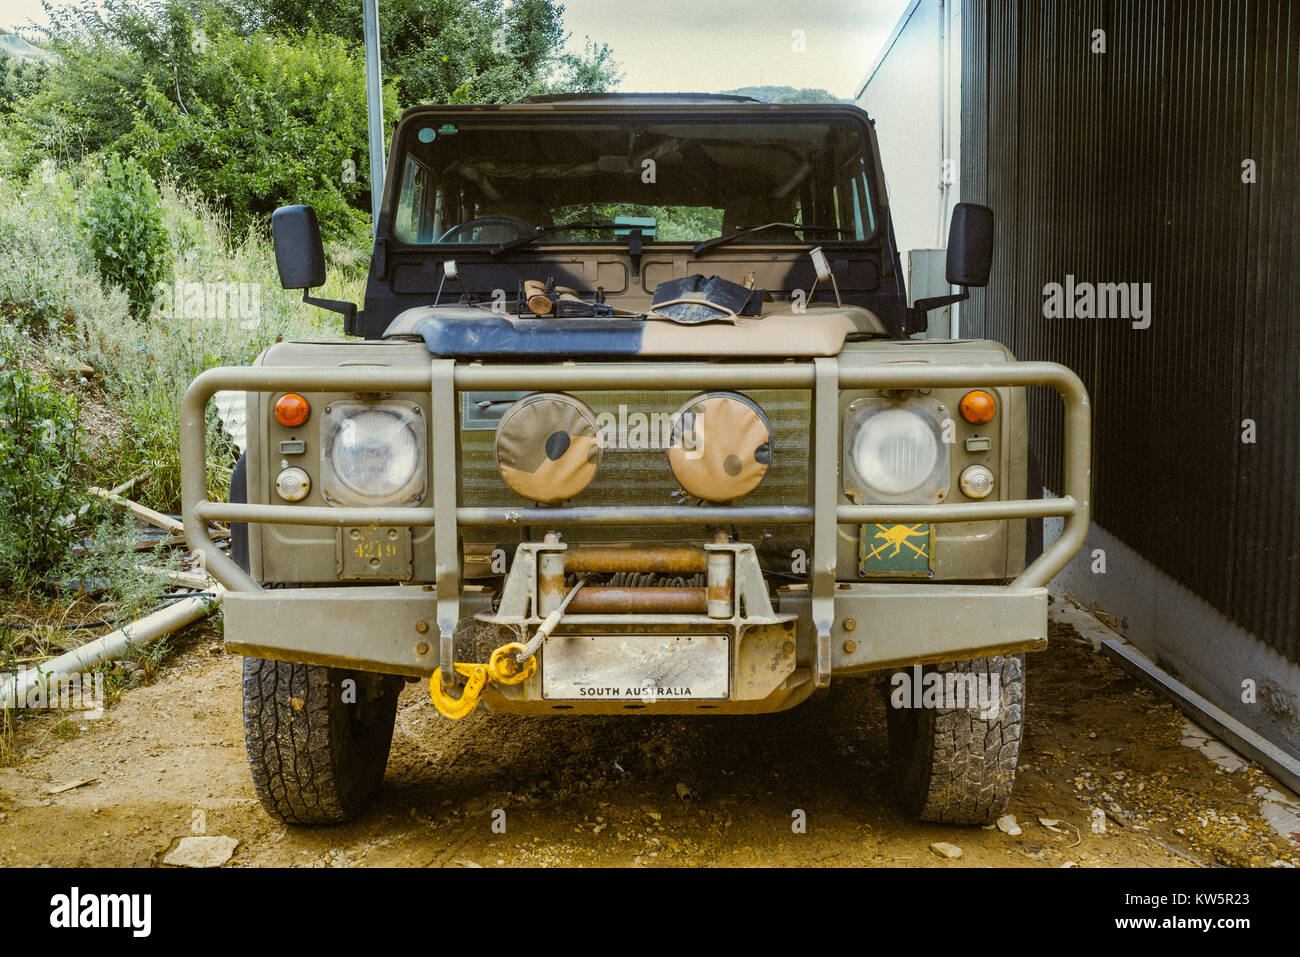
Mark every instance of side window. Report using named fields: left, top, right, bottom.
left=850, top=178, right=865, bottom=239
left=833, top=156, right=875, bottom=241
left=394, top=156, right=437, bottom=243
left=855, top=158, right=876, bottom=237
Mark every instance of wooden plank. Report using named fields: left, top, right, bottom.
left=90, top=486, right=185, bottom=534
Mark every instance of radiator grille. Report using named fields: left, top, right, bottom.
left=460, top=389, right=810, bottom=542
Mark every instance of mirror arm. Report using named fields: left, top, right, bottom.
left=911, top=291, right=969, bottom=329
left=302, top=290, right=360, bottom=336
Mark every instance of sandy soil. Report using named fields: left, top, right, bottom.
left=1, top=613, right=1297, bottom=868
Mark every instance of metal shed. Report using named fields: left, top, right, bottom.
left=861, top=0, right=1300, bottom=763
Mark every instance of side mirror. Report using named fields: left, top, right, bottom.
left=945, top=202, right=994, bottom=287
left=271, top=205, right=326, bottom=289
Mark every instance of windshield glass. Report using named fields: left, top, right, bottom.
left=390, top=114, right=879, bottom=246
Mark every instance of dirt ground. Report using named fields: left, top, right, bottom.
left=2, top=611, right=1298, bottom=868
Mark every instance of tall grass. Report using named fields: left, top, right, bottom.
left=1, top=163, right=367, bottom=744
left=2, top=165, right=367, bottom=512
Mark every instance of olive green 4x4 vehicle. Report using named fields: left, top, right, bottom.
left=182, top=94, right=1090, bottom=825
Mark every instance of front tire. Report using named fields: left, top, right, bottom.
left=243, top=657, right=403, bottom=824
left=885, top=654, right=1025, bottom=824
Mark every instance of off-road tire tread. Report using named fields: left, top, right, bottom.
left=243, top=657, right=400, bottom=824
left=888, top=654, right=1024, bottom=825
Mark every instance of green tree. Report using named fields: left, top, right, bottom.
left=119, top=28, right=387, bottom=241
left=7, top=0, right=616, bottom=240
left=80, top=153, right=171, bottom=319
left=10, top=1, right=390, bottom=240
left=229, top=0, right=620, bottom=104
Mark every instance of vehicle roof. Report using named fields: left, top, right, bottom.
left=512, top=92, right=761, bottom=105
left=395, top=99, right=874, bottom=122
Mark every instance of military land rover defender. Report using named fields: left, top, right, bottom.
left=181, top=94, right=1090, bottom=825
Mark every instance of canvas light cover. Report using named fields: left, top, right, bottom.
left=666, top=392, right=773, bottom=502
left=495, top=393, right=603, bottom=503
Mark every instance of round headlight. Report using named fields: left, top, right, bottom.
left=327, top=407, right=422, bottom=500
left=849, top=407, right=941, bottom=498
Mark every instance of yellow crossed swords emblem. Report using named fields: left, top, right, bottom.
left=864, top=524, right=930, bottom=562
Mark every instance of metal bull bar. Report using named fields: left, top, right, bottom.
left=182, top=358, right=1090, bottom=684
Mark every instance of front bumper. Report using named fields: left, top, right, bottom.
left=184, top=356, right=1087, bottom=709
left=221, top=576, right=1046, bottom=714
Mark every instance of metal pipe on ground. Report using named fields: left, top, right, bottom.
left=0, top=588, right=225, bottom=710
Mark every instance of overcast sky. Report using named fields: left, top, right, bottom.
left=3, top=0, right=50, bottom=32
left=559, top=0, right=912, bottom=98
left=4, top=0, right=913, bottom=99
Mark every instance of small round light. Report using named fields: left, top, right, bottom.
left=959, top=464, right=995, bottom=499
left=274, top=392, right=311, bottom=428
left=960, top=390, right=996, bottom=424
left=276, top=467, right=311, bottom=502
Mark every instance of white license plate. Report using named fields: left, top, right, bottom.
left=541, top=634, right=730, bottom=701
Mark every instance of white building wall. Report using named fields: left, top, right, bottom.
left=856, top=0, right=963, bottom=336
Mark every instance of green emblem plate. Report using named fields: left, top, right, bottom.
left=859, top=524, right=934, bottom=577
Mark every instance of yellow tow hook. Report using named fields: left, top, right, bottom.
left=429, top=642, right=538, bottom=719
left=430, top=663, right=491, bottom=720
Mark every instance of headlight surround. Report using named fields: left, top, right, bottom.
left=320, top=400, right=427, bottom=506
left=843, top=400, right=950, bottom=504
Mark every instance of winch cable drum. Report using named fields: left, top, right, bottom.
left=429, top=533, right=738, bottom=718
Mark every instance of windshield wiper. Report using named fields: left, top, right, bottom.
left=691, top=223, right=851, bottom=257
left=489, top=222, right=618, bottom=257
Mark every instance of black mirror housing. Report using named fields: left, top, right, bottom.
left=271, top=205, right=327, bottom=289
left=946, top=202, right=994, bottom=287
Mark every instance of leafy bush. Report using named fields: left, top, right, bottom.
left=7, top=0, right=617, bottom=241
left=0, top=334, right=85, bottom=587
left=0, top=166, right=131, bottom=337
left=9, top=3, right=391, bottom=242
left=80, top=153, right=171, bottom=319
left=1, top=167, right=354, bottom=514
left=120, top=31, right=383, bottom=245
left=79, top=178, right=355, bottom=510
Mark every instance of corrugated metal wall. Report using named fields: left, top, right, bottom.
left=961, top=0, right=1300, bottom=664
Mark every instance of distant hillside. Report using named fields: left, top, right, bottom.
left=720, top=85, right=850, bottom=104
left=0, top=30, right=55, bottom=63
